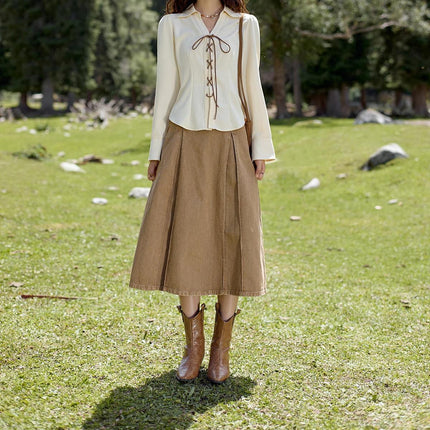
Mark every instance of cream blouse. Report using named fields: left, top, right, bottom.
left=149, top=3, right=277, bottom=163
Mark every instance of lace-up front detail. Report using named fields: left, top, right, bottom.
left=147, top=6, right=277, bottom=163
left=192, top=35, right=231, bottom=125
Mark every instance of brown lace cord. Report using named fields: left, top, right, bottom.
left=192, top=35, right=231, bottom=122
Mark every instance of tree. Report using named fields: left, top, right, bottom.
left=373, top=25, right=430, bottom=117
left=248, top=0, right=322, bottom=118
left=248, top=0, right=430, bottom=118
left=0, top=32, right=12, bottom=90
left=90, top=0, right=157, bottom=102
left=0, top=0, right=97, bottom=113
left=302, top=34, right=371, bottom=116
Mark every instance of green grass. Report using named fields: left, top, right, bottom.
left=0, top=115, right=429, bottom=429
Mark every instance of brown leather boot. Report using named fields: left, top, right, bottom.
left=207, top=302, right=241, bottom=384
left=176, top=303, right=206, bottom=382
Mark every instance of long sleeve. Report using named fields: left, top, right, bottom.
left=243, top=15, right=276, bottom=163
left=148, top=15, right=180, bottom=161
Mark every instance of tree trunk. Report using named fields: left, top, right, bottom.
left=270, top=10, right=289, bottom=119
left=41, top=77, right=54, bottom=113
left=327, top=88, right=342, bottom=117
left=412, top=83, right=429, bottom=117
left=66, top=92, right=75, bottom=112
left=394, top=89, right=403, bottom=114
left=360, top=88, right=367, bottom=110
left=393, top=90, right=413, bottom=116
left=310, top=92, right=327, bottom=116
left=273, top=52, right=288, bottom=118
left=131, top=88, right=137, bottom=109
left=19, top=92, right=30, bottom=111
left=293, top=57, right=303, bottom=117
left=340, top=84, right=351, bottom=117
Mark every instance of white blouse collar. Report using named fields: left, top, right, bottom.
left=178, top=3, right=242, bottom=18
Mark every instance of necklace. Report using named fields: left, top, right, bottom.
left=195, top=4, right=223, bottom=19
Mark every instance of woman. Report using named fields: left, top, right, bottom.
left=129, top=0, right=276, bottom=384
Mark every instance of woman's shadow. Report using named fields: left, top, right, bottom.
left=82, top=370, right=255, bottom=429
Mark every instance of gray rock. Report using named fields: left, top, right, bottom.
left=361, top=143, right=408, bottom=171
left=355, top=108, right=392, bottom=125
left=128, top=187, right=151, bottom=198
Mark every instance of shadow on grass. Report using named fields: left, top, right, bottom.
left=82, top=370, right=256, bottom=429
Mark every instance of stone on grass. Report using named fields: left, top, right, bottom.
left=133, top=174, right=144, bottom=180
left=92, top=197, right=108, bottom=205
left=129, top=187, right=151, bottom=199
left=388, top=199, right=398, bottom=205
left=76, top=154, right=115, bottom=165
left=355, top=108, right=393, bottom=125
left=360, top=143, right=408, bottom=171
left=9, top=281, right=24, bottom=288
left=301, top=177, right=320, bottom=191
left=60, top=162, right=85, bottom=173
left=336, top=173, right=347, bottom=179
left=79, top=154, right=103, bottom=164
left=290, top=216, right=301, bottom=221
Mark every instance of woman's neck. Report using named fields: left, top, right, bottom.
left=193, top=0, right=223, bottom=17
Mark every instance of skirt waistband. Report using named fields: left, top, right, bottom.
left=167, top=119, right=246, bottom=136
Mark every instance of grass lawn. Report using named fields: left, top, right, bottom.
left=0, top=114, right=429, bottom=429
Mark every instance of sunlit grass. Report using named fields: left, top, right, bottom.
left=0, top=115, right=429, bottom=429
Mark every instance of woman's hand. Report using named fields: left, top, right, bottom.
left=254, top=159, right=265, bottom=181
left=147, top=160, right=160, bottom=181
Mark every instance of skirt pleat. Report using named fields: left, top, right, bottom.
left=129, top=119, right=266, bottom=296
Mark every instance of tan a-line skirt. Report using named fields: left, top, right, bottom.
left=129, top=119, right=266, bottom=296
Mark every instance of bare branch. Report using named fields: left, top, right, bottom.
left=297, top=21, right=410, bottom=40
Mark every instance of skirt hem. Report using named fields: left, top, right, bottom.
left=129, top=282, right=266, bottom=297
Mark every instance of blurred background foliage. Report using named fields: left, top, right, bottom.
left=0, top=0, right=429, bottom=117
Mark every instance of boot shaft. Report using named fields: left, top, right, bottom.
left=211, top=302, right=240, bottom=350
left=207, top=302, right=241, bottom=384
left=176, top=303, right=206, bottom=382
left=177, top=303, right=206, bottom=347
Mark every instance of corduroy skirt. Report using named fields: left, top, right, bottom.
left=129, top=119, right=266, bottom=296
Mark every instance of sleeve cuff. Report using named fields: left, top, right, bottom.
left=148, top=140, right=162, bottom=161
left=251, top=138, right=277, bottom=163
